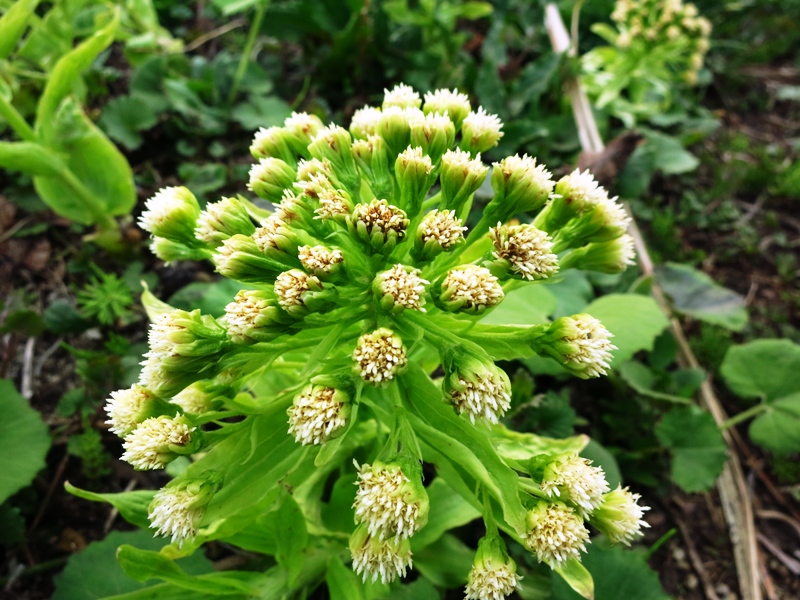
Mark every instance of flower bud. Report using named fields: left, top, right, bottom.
left=590, top=486, right=651, bottom=545
left=465, top=535, right=522, bottom=600
left=560, top=235, right=636, bottom=274
left=443, top=353, right=511, bottom=424
left=409, top=111, right=455, bottom=164
left=460, top=107, right=504, bottom=155
left=348, top=199, right=409, bottom=255
left=395, top=146, right=434, bottom=215
left=247, top=157, right=297, bottom=203
left=350, top=106, right=383, bottom=139
left=487, top=155, right=554, bottom=222
left=171, top=380, right=227, bottom=414
left=250, top=126, right=297, bottom=166
left=213, top=234, right=296, bottom=283
left=223, top=289, right=292, bottom=344
left=353, top=328, right=407, bottom=384
left=534, top=169, right=608, bottom=234
left=378, top=106, right=423, bottom=158
left=373, top=264, right=428, bottom=314
left=354, top=459, right=429, bottom=540
left=435, top=265, right=504, bottom=314
left=105, top=384, right=162, bottom=437
left=274, top=268, right=330, bottom=317
left=423, top=88, right=472, bottom=130
left=288, top=384, right=351, bottom=445
left=531, top=314, right=616, bottom=379
left=439, top=149, right=489, bottom=213
left=352, top=135, right=393, bottom=200
left=524, top=501, right=590, bottom=567
left=194, top=196, right=256, bottom=246
left=148, top=473, right=221, bottom=546
left=533, top=453, right=610, bottom=518
left=121, top=413, right=199, bottom=470
left=298, top=244, right=344, bottom=279
left=350, top=524, right=413, bottom=584
left=551, top=196, right=631, bottom=252
left=315, top=187, right=354, bottom=223
left=139, top=187, right=201, bottom=247
left=307, top=125, right=360, bottom=194
left=253, top=215, right=305, bottom=260
left=283, top=111, right=324, bottom=156
left=412, top=209, right=467, bottom=262
left=150, top=237, right=209, bottom=263
left=382, top=83, right=422, bottom=110
left=296, top=158, right=335, bottom=183
left=488, top=223, right=559, bottom=281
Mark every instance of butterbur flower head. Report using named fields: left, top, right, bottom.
left=555, top=169, right=608, bottom=215
left=591, top=196, right=632, bottom=240
left=465, top=535, right=522, bottom=600
left=438, top=265, right=504, bottom=314
left=250, top=126, right=295, bottom=164
left=296, top=158, right=333, bottom=182
left=315, top=187, right=353, bottom=221
left=171, top=383, right=216, bottom=415
left=409, top=112, right=456, bottom=162
left=562, top=235, right=636, bottom=274
left=248, top=158, right=297, bottom=203
left=524, top=502, right=590, bottom=566
left=139, top=187, right=200, bottom=246
left=373, top=264, right=428, bottom=314
left=105, top=384, right=158, bottom=436
left=353, top=460, right=429, bottom=540
left=195, top=196, right=255, bottom=245
left=379, top=106, right=423, bottom=156
left=445, top=355, right=511, bottom=424
left=414, top=209, right=466, bottom=261
left=423, top=88, right=472, bottom=129
left=148, top=474, right=220, bottom=547
left=490, top=223, right=559, bottom=281
left=540, top=453, right=610, bottom=517
left=253, top=215, right=297, bottom=256
left=490, top=154, right=554, bottom=218
left=353, top=328, right=407, bottom=384
left=350, top=524, right=412, bottom=584
left=541, top=314, right=616, bottom=378
left=224, top=289, right=289, bottom=344
left=460, top=107, right=504, bottom=154
left=349, top=199, right=409, bottom=253
left=284, top=111, right=324, bottom=150
left=298, top=245, right=344, bottom=277
left=274, top=269, right=322, bottom=313
left=438, top=148, right=489, bottom=212
left=591, top=486, right=650, bottom=545
left=288, top=385, right=350, bottom=445
left=350, top=106, right=383, bottom=139
left=383, top=83, right=422, bottom=109
left=121, top=414, right=196, bottom=470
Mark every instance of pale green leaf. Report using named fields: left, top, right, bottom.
left=749, top=393, right=800, bottom=455
left=326, top=556, right=365, bottom=600
left=720, top=339, right=800, bottom=402
left=554, top=558, right=594, bottom=600
left=411, top=478, right=481, bottom=551
left=0, top=0, right=40, bottom=59
left=584, top=294, right=669, bottom=367
left=0, top=379, right=51, bottom=503
left=413, top=533, right=473, bottom=589
left=65, top=482, right=155, bottom=530
left=480, top=283, right=557, bottom=326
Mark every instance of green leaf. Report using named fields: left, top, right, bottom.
left=552, top=545, right=668, bottom=600
left=326, top=556, right=365, bottom=600
left=232, top=96, right=292, bottom=131
left=584, top=294, right=669, bottom=367
left=99, top=95, right=159, bottom=150
left=411, top=478, right=481, bottom=551
left=656, top=263, right=747, bottom=331
left=554, top=558, right=594, bottom=600
left=413, top=533, right=473, bottom=589
left=65, top=482, right=155, bottom=529
left=402, top=365, right=528, bottom=536
left=491, top=425, right=588, bottom=463
left=655, top=406, right=727, bottom=493
left=44, top=300, right=91, bottom=334
left=457, top=2, right=493, bottom=20
left=36, top=10, right=118, bottom=139
left=619, top=361, right=694, bottom=405
left=748, top=393, right=800, bottom=455
left=720, top=339, right=800, bottom=402
left=0, top=141, right=67, bottom=177
left=52, top=530, right=213, bottom=600
left=260, top=493, right=308, bottom=584
left=480, top=283, right=557, bottom=326
left=0, top=379, right=50, bottom=503
left=0, top=0, right=40, bottom=59
left=34, top=96, right=136, bottom=223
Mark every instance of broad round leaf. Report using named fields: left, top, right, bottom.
left=749, top=393, right=800, bottom=456
left=720, top=339, right=800, bottom=402
left=0, top=379, right=50, bottom=504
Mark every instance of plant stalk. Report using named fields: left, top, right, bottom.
left=720, top=403, right=767, bottom=430
left=227, top=0, right=270, bottom=105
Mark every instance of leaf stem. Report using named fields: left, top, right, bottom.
left=720, top=403, right=767, bottom=430
left=0, top=94, right=37, bottom=142
left=227, top=0, right=270, bottom=105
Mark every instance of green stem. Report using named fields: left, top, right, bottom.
left=227, top=0, right=270, bottom=105
left=720, top=403, right=767, bottom=430
left=0, top=94, right=36, bottom=142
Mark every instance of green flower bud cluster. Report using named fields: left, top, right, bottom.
left=610, top=0, right=711, bottom=84
left=104, top=85, right=645, bottom=596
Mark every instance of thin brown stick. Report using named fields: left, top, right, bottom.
left=104, top=479, right=137, bottom=533
left=672, top=508, right=722, bottom=600
left=756, top=533, right=800, bottom=575
left=544, top=4, right=762, bottom=599
left=26, top=454, right=68, bottom=537
left=181, top=19, right=247, bottom=53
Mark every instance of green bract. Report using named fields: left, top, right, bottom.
left=86, top=84, right=647, bottom=599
